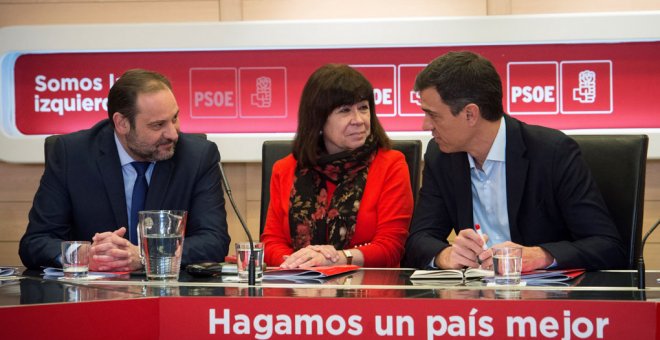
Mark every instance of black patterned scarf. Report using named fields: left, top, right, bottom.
left=289, top=135, right=378, bottom=251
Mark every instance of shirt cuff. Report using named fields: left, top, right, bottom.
left=426, top=258, right=438, bottom=269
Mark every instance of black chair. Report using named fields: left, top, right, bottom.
left=570, top=134, right=648, bottom=269
left=259, top=140, right=422, bottom=234
left=44, top=135, right=58, bottom=164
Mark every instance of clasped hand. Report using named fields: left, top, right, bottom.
left=280, top=245, right=340, bottom=269
left=89, top=227, right=142, bottom=272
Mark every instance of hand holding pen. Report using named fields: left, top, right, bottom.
left=474, top=224, right=492, bottom=268
left=474, top=224, right=489, bottom=251
left=437, top=225, right=493, bottom=269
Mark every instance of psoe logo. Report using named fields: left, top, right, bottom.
left=507, top=62, right=559, bottom=115
left=560, top=60, right=613, bottom=114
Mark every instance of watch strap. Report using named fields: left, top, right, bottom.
left=342, top=249, right=353, bottom=265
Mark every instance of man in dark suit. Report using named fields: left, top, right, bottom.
left=403, top=51, right=624, bottom=271
left=20, top=69, right=230, bottom=271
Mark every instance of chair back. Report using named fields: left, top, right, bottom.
left=570, top=134, right=648, bottom=269
left=44, top=135, right=59, bottom=164
left=260, top=140, right=422, bottom=234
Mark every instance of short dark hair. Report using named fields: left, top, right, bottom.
left=414, top=51, right=504, bottom=121
left=107, top=69, right=172, bottom=128
left=293, top=64, right=391, bottom=168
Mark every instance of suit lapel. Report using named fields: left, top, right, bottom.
left=451, top=153, right=474, bottom=230
left=96, top=127, right=129, bottom=228
left=146, top=157, right=174, bottom=209
left=504, top=115, right=528, bottom=242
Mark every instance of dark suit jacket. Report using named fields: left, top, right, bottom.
left=19, top=119, right=230, bottom=269
left=403, top=115, right=625, bottom=270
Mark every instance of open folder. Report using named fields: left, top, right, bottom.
left=411, top=267, right=586, bottom=286
left=410, top=268, right=493, bottom=280
left=0, top=267, right=18, bottom=277
left=42, top=267, right=130, bottom=280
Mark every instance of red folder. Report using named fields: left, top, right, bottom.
left=263, top=265, right=359, bottom=282
left=521, top=268, right=585, bottom=283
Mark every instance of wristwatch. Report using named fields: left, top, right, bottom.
left=342, top=249, right=353, bottom=265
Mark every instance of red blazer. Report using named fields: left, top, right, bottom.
left=261, top=148, right=414, bottom=267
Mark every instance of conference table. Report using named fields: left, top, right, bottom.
left=0, top=268, right=658, bottom=339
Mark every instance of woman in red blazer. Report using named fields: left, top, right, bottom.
left=261, top=64, right=414, bottom=268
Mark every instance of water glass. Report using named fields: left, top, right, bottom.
left=235, top=242, right=264, bottom=282
left=61, top=241, right=90, bottom=279
left=492, top=246, right=523, bottom=285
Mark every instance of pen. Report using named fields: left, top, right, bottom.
left=474, top=224, right=488, bottom=251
